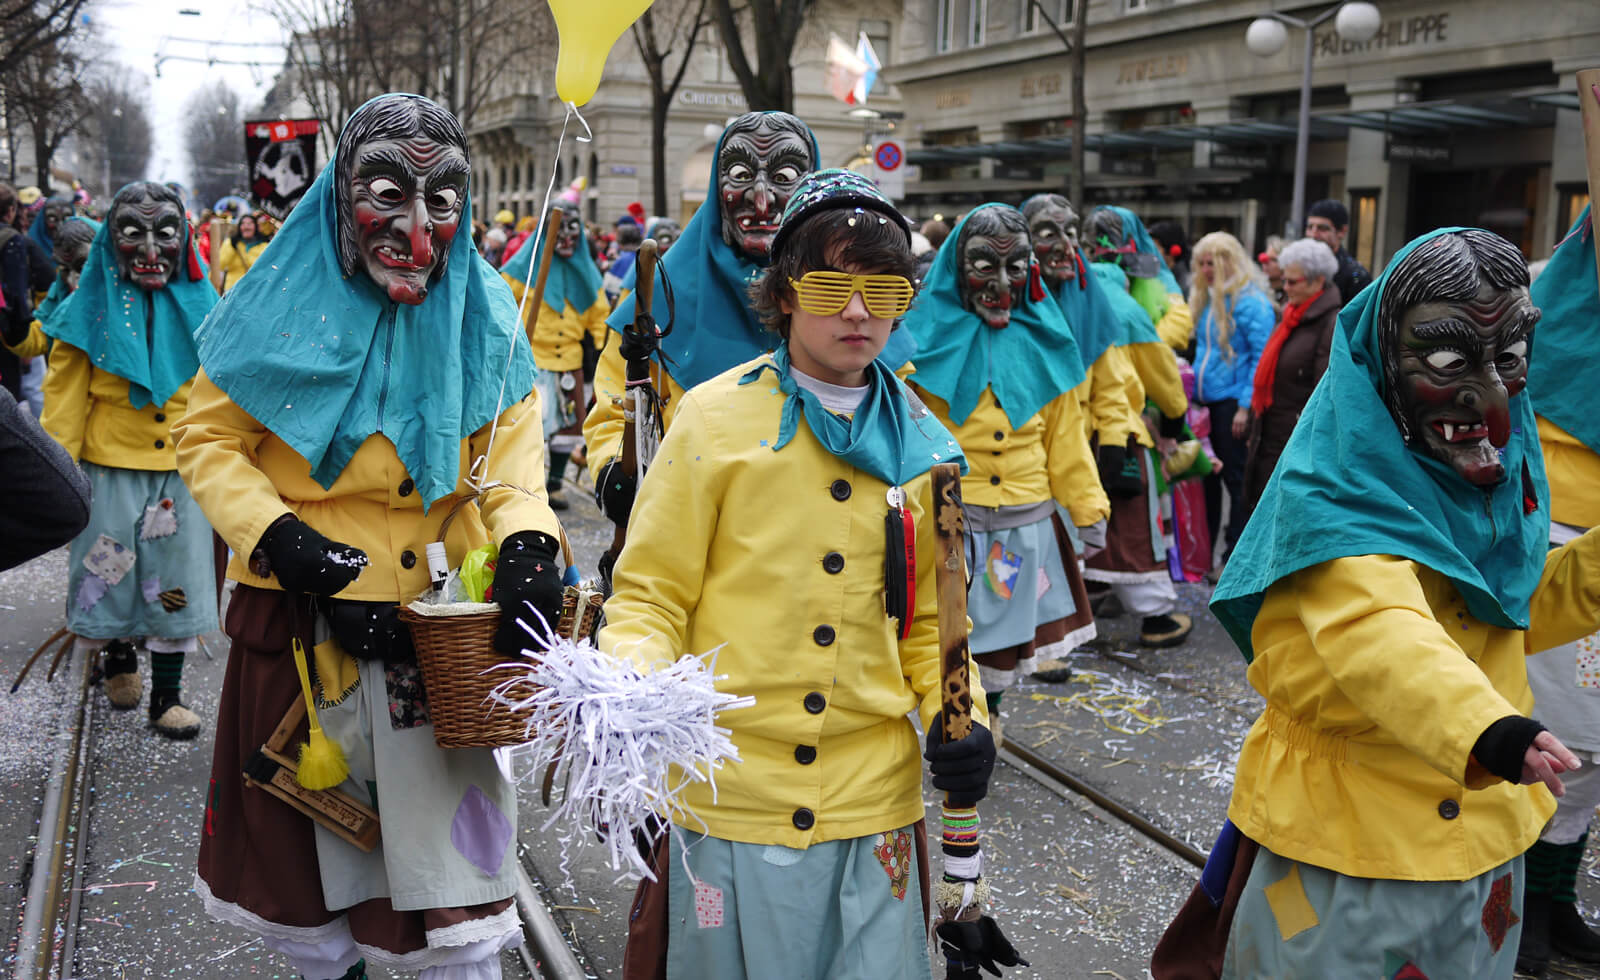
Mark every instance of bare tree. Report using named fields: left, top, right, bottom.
left=711, top=0, right=815, bottom=112
left=89, top=67, right=154, bottom=191
left=633, top=0, right=712, bottom=216
left=0, top=0, right=91, bottom=79
left=6, top=26, right=92, bottom=194
left=184, top=81, right=247, bottom=206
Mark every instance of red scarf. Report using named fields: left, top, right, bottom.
left=1252, top=290, right=1323, bottom=415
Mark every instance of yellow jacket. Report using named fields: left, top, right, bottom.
left=6, top=319, right=47, bottom=358
left=1538, top=416, right=1600, bottom=528
left=583, top=336, right=693, bottom=474
left=1157, top=293, right=1193, bottom=350
left=41, top=340, right=190, bottom=470
left=214, top=237, right=269, bottom=293
left=600, top=357, right=986, bottom=848
left=909, top=383, right=1109, bottom=527
left=1124, top=340, right=1188, bottom=422
left=174, top=371, right=561, bottom=603
left=1229, top=541, right=1600, bottom=882
left=502, top=274, right=609, bottom=373
left=1085, top=345, right=1151, bottom=449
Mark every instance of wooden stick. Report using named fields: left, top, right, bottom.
left=524, top=208, right=566, bottom=347
left=1577, top=68, right=1600, bottom=286
left=930, top=463, right=973, bottom=742
left=10, top=627, right=71, bottom=693
left=242, top=696, right=382, bottom=852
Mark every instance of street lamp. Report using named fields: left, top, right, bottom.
left=1246, top=1, right=1380, bottom=236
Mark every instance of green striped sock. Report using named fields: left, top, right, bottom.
left=1554, top=832, right=1589, bottom=904
left=986, top=692, right=1003, bottom=715
left=547, top=451, right=570, bottom=491
left=149, top=651, right=184, bottom=700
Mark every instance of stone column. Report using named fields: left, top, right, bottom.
left=1342, top=78, right=1420, bottom=270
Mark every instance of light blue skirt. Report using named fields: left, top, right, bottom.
left=666, top=827, right=930, bottom=980
left=1224, top=846, right=1524, bottom=979
left=966, top=510, right=1089, bottom=656
left=65, top=463, right=218, bottom=640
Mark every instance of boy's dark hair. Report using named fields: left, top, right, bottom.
left=0, top=184, right=15, bottom=221
left=1307, top=198, right=1350, bottom=230
left=749, top=208, right=916, bottom=341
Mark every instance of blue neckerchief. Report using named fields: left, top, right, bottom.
left=41, top=207, right=215, bottom=409
left=737, top=345, right=966, bottom=486
left=1528, top=205, right=1600, bottom=454
left=1212, top=227, right=1550, bottom=661
left=606, top=115, right=821, bottom=391
left=193, top=125, right=535, bottom=511
left=1047, top=250, right=1125, bottom=367
left=902, top=204, right=1086, bottom=428
left=1089, top=262, right=1164, bottom=348
left=500, top=221, right=606, bottom=314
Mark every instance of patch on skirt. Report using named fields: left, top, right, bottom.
left=159, top=588, right=187, bottom=613
left=1480, top=872, right=1519, bottom=952
left=83, top=534, right=135, bottom=586
left=1383, top=952, right=1429, bottom=980
left=694, top=880, right=724, bottom=929
left=874, top=829, right=913, bottom=901
left=1577, top=633, right=1600, bottom=689
left=985, top=542, right=1022, bottom=599
left=450, top=784, right=514, bottom=876
left=76, top=573, right=109, bottom=611
left=139, top=498, right=178, bottom=540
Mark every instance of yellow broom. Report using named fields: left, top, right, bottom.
left=291, top=637, right=350, bottom=790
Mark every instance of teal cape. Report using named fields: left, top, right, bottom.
left=1090, top=262, right=1165, bottom=348
left=1211, top=227, right=1549, bottom=661
left=605, top=115, right=827, bottom=392
left=1097, top=205, right=1182, bottom=295
left=41, top=206, right=215, bottom=409
left=1046, top=250, right=1126, bottom=366
left=501, top=219, right=605, bottom=314
left=28, top=200, right=70, bottom=257
left=34, top=218, right=101, bottom=328
left=1528, top=205, right=1600, bottom=454
left=193, top=146, right=535, bottom=511
left=737, top=344, right=966, bottom=486
left=902, top=204, right=1085, bottom=428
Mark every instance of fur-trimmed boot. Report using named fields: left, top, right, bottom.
left=101, top=639, right=142, bottom=709
left=147, top=648, right=200, bottom=740
left=1550, top=832, right=1600, bottom=963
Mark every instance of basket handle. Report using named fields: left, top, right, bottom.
left=433, top=480, right=575, bottom=569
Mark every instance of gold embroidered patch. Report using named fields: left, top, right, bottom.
left=1263, top=864, right=1319, bottom=942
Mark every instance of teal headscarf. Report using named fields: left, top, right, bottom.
left=501, top=213, right=605, bottom=314
left=1528, top=205, right=1600, bottom=454
left=34, top=217, right=100, bottom=328
left=903, top=204, right=1085, bottom=428
left=1090, top=262, right=1164, bottom=348
left=42, top=202, right=215, bottom=409
left=737, top=344, right=966, bottom=485
left=606, top=114, right=820, bottom=391
left=1095, top=205, right=1182, bottom=295
left=1212, top=228, right=1549, bottom=661
left=194, top=144, right=535, bottom=511
left=1046, top=249, right=1126, bottom=366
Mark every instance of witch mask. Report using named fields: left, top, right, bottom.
left=43, top=200, right=71, bottom=238
left=553, top=207, right=582, bottom=259
left=959, top=207, right=1031, bottom=330
left=1379, top=229, right=1539, bottom=487
left=54, top=218, right=96, bottom=293
left=1086, top=207, right=1160, bottom=279
left=718, top=112, right=812, bottom=262
left=336, top=94, right=471, bottom=305
left=110, top=183, right=186, bottom=292
left=1023, top=194, right=1079, bottom=289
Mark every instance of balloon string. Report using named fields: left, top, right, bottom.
left=470, top=100, right=592, bottom=495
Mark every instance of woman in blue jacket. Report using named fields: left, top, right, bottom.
left=1189, top=231, right=1275, bottom=561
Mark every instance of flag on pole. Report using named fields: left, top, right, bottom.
left=850, top=31, right=882, bottom=105
left=824, top=32, right=868, bottom=104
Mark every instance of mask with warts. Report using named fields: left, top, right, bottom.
left=43, top=202, right=70, bottom=238
left=348, top=135, right=468, bottom=304
left=112, top=197, right=185, bottom=292
left=53, top=224, right=94, bottom=293
left=553, top=210, right=582, bottom=259
left=1390, top=281, right=1536, bottom=487
left=652, top=219, right=680, bottom=254
left=718, top=116, right=811, bottom=262
left=1027, top=202, right=1079, bottom=288
left=960, top=216, right=1032, bottom=329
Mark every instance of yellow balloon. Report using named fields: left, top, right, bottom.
left=548, top=0, right=656, bottom=106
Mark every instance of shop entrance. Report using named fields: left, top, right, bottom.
left=1407, top=165, right=1541, bottom=257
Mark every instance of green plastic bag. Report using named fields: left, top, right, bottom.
left=458, top=542, right=499, bottom=603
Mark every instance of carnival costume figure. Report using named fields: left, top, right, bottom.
left=901, top=203, right=1107, bottom=727
left=1516, top=205, right=1600, bottom=976
left=1024, top=194, right=1193, bottom=652
left=603, top=169, right=991, bottom=980
left=4, top=215, right=96, bottom=360
left=500, top=203, right=608, bottom=510
left=28, top=197, right=74, bottom=269
left=1154, top=228, right=1600, bottom=979
left=39, top=183, right=219, bottom=739
left=175, top=94, right=566, bottom=980
left=1086, top=205, right=1194, bottom=351
left=214, top=212, right=273, bottom=293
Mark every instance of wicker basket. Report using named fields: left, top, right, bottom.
left=399, top=603, right=530, bottom=748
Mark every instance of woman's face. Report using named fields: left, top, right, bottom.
left=1282, top=265, right=1322, bottom=306
left=1195, top=252, right=1215, bottom=286
left=239, top=216, right=257, bottom=239
left=1261, top=254, right=1282, bottom=280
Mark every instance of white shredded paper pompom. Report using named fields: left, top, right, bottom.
left=487, top=619, right=753, bottom=885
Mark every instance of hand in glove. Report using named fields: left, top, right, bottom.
left=1096, top=438, right=1144, bottom=498
left=925, top=716, right=997, bottom=806
left=492, top=530, right=566, bottom=654
left=256, top=516, right=368, bottom=597
left=935, top=916, right=1029, bottom=976
left=593, top=459, right=638, bottom=527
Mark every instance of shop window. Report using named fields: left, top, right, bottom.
left=1557, top=184, right=1590, bottom=246
left=934, top=0, right=955, bottom=52
left=1349, top=188, right=1379, bottom=273
left=968, top=0, right=988, bottom=48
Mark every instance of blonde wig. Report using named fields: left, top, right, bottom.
left=1189, top=231, right=1267, bottom=360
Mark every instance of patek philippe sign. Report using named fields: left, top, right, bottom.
left=1385, top=139, right=1453, bottom=164
left=1315, top=11, right=1450, bottom=58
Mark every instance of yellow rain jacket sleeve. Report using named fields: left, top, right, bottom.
left=1538, top=416, right=1600, bottom=528
left=174, top=370, right=561, bottom=603
left=215, top=238, right=269, bottom=293
left=1124, top=340, right=1188, bottom=422
left=40, top=339, right=191, bottom=470
left=1086, top=345, right=1150, bottom=449
left=6, top=319, right=48, bottom=358
left=599, top=360, right=985, bottom=848
left=1157, top=294, right=1193, bottom=351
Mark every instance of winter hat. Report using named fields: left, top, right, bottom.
left=769, top=168, right=909, bottom=261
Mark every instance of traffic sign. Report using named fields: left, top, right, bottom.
left=871, top=139, right=905, bottom=200
left=874, top=140, right=902, bottom=171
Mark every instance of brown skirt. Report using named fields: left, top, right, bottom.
left=195, top=584, right=512, bottom=957
left=973, top=510, right=1095, bottom=673
left=1086, top=448, right=1167, bottom=580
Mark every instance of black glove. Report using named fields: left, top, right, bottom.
left=492, top=530, right=566, bottom=654
left=593, top=458, right=638, bottom=526
left=1096, top=439, right=1144, bottom=498
left=935, top=915, right=1029, bottom=977
left=257, top=517, right=368, bottom=597
left=326, top=600, right=415, bottom=664
left=1157, top=412, right=1187, bottom=440
left=925, top=716, right=997, bottom=806
left=1472, top=715, right=1547, bottom=784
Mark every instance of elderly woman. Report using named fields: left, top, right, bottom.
left=1241, top=238, right=1341, bottom=513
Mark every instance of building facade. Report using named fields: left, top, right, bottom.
left=887, top=0, right=1598, bottom=267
